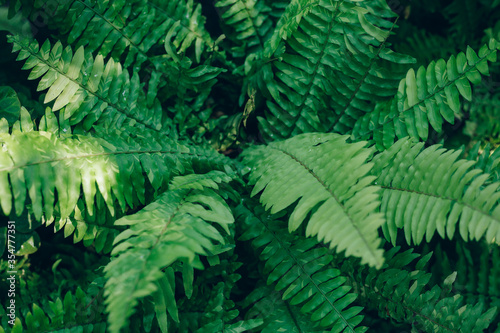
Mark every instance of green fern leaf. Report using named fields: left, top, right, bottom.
left=256, top=0, right=414, bottom=141
left=371, top=138, right=500, bottom=245
left=216, top=0, right=273, bottom=55
left=104, top=171, right=234, bottom=333
left=355, top=39, right=500, bottom=149
left=9, top=0, right=215, bottom=67
left=2, top=288, right=107, bottom=332
left=243, top=133, right=384, bottom=268
left=236, top=201, right=367, bottom=332
left=8, top=35, right=165, bottom=132
left=0, top=127, right=231, bottom=217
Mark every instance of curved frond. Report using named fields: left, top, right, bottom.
left=243, top=133, right=385, bottom=268
left=236, top=200, right=366, bottom=332
left=0, top=127, right=232, bottom=220
left=371, top=138, right=500, bottom=245
left=104, top=171, right=234, bottom=333
left=256, top=0, right=415, bottom=141
left=354, top=39, right=500, bottom=149
left=9, top=35, right=167, bottom=132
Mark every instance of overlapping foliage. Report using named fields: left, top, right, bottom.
left=0, top=0, right=500, bottom=332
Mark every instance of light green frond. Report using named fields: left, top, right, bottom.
left=371, top=138, right=500, bottom=245
left=104, top=171, right=234, bottom=333
left=355, top=39, right=500, bottom=149
left=0, top=127, right=231, bottom=220
left=9, top=35, right=166, bottom=132
left=243, top=133, right=385, bottom=268
left=236, top=201, right=366, bottom=332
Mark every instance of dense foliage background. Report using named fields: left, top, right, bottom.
left=0, top=0, right=500, bottom=332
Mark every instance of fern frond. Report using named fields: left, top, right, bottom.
left=264, top=0, right=289, bottom=20
left=243, top=133, right=385, bottom=267
left=236, top=200, right=366, bottom=332
left=151, top=56, right=226, bottom=132
left=256, top=0, right=414, bottom=141
left=371, top=138, right=500, bottom=245
left=465, top=142, right=500, bottom=184
left=0, top=126, right=231, bottom=219
left=342, top=246, right=498, bottom=333
left=428, top=241, right=500, bottom=312
left=8, top=35, right=168, bottom=132
left=103, top=171, right=234, bottom=333
left=354, top=39, right=500, bottom=149
left=174, top=249, right=264, bottom=332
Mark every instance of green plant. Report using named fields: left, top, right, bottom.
left=0, top=0, right=500, bottom=332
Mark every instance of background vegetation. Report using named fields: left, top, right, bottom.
left=0, top=0, right=499, bottom=332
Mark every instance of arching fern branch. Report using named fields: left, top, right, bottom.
left=103, top=171, right=234, bottom=333
left=242, top=133, right=385, bottom=268
left=354, top=39, right=500, bottom=149
left=371, top=138, right=500, bottom=246
left=255, top=0, right=415, bottom=141
left=0, top=126, right=232, bottom=221
left=8, top=35, right=168, bottom=132
left=236, top=200, right=366, bottom=332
